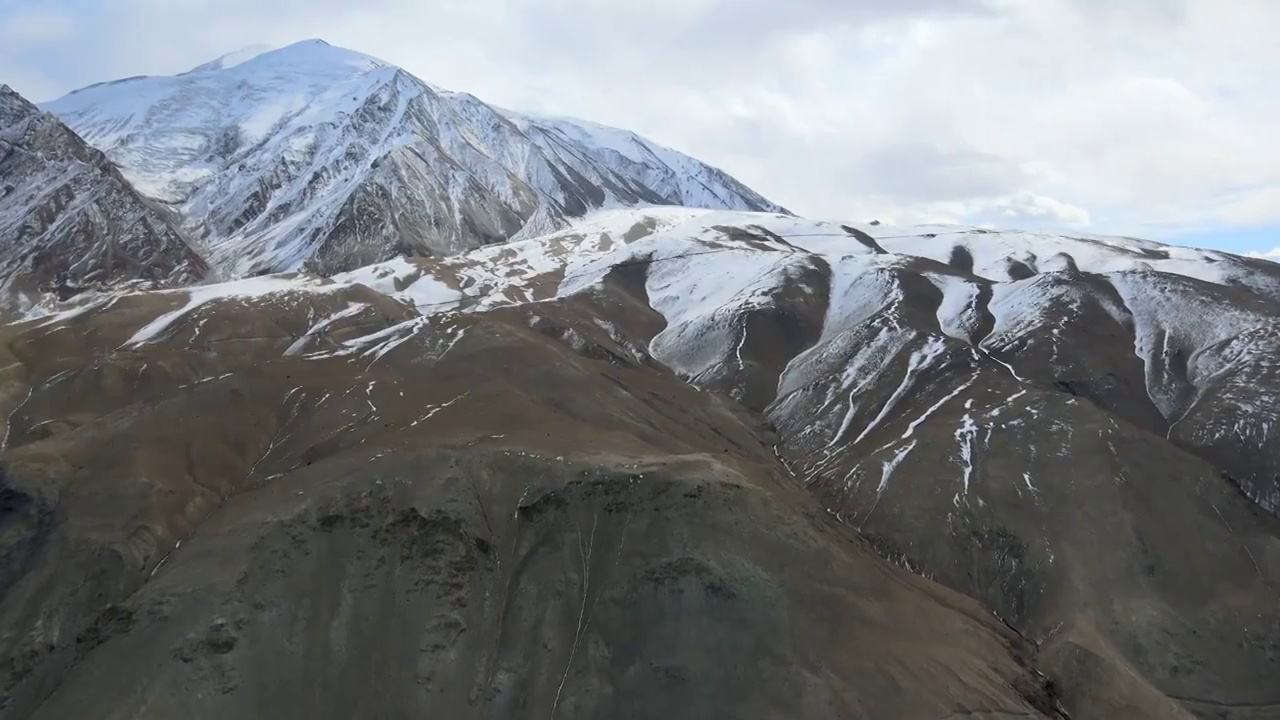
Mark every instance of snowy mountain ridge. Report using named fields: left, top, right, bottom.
left=328, top=208, right=1280, bottom=521
left=32, top=205, right=1277, bottom=522
left=44, top=40, right=787, bottom=278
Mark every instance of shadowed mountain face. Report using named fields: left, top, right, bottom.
left=1, top=213, right=1279, bottom=717
left=0, top=86, right=207, bottom=314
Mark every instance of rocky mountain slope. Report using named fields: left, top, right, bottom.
left=43, top=41, right=786, bottom=279
left=0, top=86, right=206, bottom=315
left=2, top=207, right=1278, bottom=719
left=334, top=208, right=1280, bottom=718
left=0, top=272, right=1066, bottom=720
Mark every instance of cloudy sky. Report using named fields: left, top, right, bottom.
left=2, top=0, right=1278, bottom=257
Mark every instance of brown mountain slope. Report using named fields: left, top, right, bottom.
left=4, top=207, right=1280, bottom=720
left=326, top=208, right=1280, bottom=719
left=0, top=281, right=1063, bottom=719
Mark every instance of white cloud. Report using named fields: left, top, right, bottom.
left=887, top=192, right=1091, bottom=228
left=2, top=0, right=1279, bottom=243
left=1247, top=247, right=1280, bottom=259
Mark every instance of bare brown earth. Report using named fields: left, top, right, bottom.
left=0, top=283, right=1066, bottom=719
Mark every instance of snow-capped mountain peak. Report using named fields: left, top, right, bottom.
left=197, top=38, right=386, bottom=77
left=51, top=39, right=393, bottom=196
left=44, top=40, right=787, bottom=278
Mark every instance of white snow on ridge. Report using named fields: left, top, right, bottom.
left=31, top=207, right=1279, bottom=357
left=328, top=208, right=1280, bottom=380
left=513, top=115, right=656, bottom=166
left=929, top=274, right=984, bottom=344
left=1106, top=269, right=1277, bottom=423
left=283, top=301, right=370, bottom=356
left=853, top=337, right=949, bottom=445
left=185, top=44, right=277, bottom=73
left=954, top=403, right=981, bottom=502
left=123, top=274, right=339, bottom=347
left=19, top=205, right=1280, bottom=523
left=51, top=40, right=388, bottom=198
left=333, top=257, right=468, bottom=313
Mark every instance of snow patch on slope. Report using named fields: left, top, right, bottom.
left=124, top=275, right=339, bottom=346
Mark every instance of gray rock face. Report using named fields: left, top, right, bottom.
left=45, top=40, right=787, bottom=278
left=0, top=86, right=207, bottom=313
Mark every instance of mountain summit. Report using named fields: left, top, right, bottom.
left=45, top=40, right=787, bottom=277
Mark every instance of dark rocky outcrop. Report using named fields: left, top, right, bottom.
left=0, top=86, right=207, bottom=314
